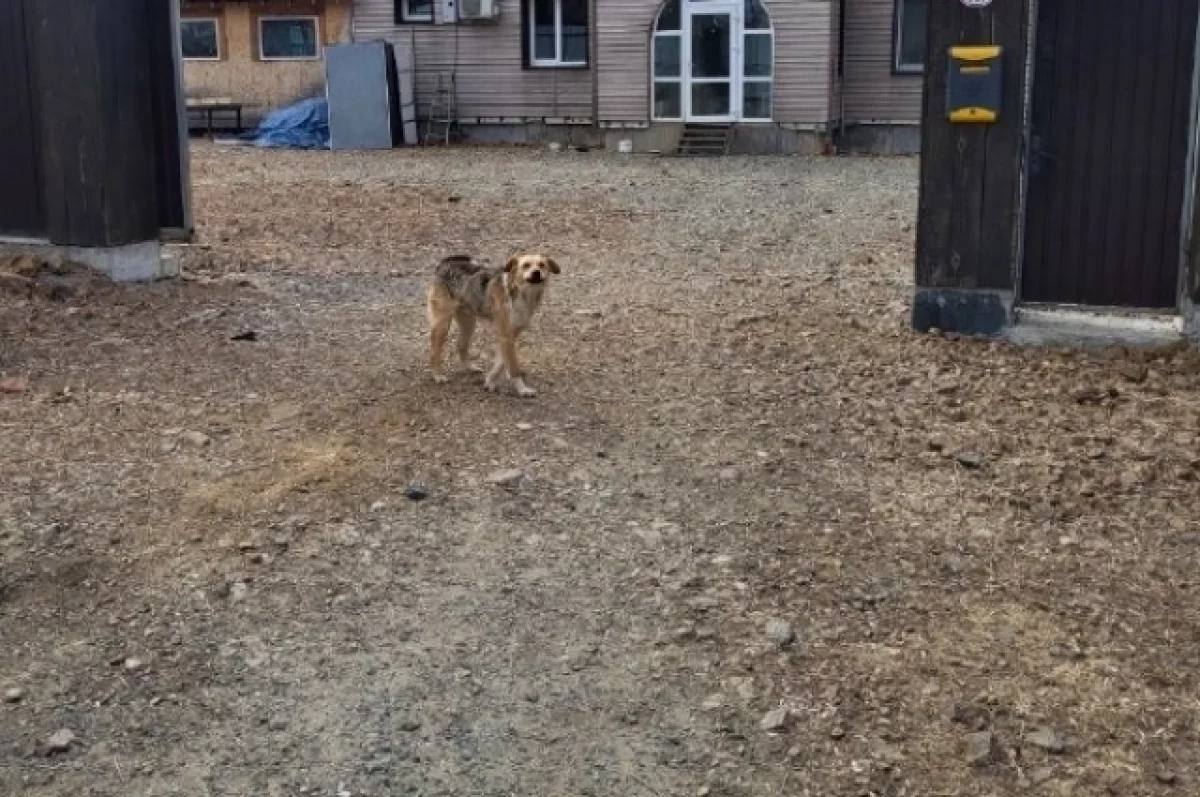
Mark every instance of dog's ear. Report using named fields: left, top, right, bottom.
left=546, top=257, right=561, bottom=275
left=505, top=256, right=520, bottom=273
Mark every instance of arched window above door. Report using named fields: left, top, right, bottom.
left=651, top=0, right=773, bottom=122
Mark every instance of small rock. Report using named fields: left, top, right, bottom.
left=405, top=483, right=429, bottom=501
left=965, top=730, right=994, bottom=766
left=786, top=744, right=803, bottom=760
left=717, top=467, right=740, bottom=482
left=45, top=728, right=75, bottom=754
left=515, top=422, right=534, bottom=431
left=760, top=707, right=790, bottom=733
left=486, top=468, right=524, bottom=487
left=0, top=376, right=28, bottom=394
left=229, top=581, right=249, bottom=603
left=4, top=687, right=24, bottom=703
left=123, top=657, right=144, bottom=671
left=573, top=308, right=603, bottom=318
left=398, top=719, right=422, bottom=732
left=1025, top=727, right=1067, bottom=754
left=955, top=451, right=984, bottom=470
left=181, top=431, right=211, bottom=447
left=701, top=693, right=724, bottom=711
left=230, top=329, right=258, bottom=342
left=765, top=618, right=796, bottom=647
left=1156, top=769, right=1178, bottom=785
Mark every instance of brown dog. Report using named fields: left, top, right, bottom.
left=427, top=253, right=560, bottom=397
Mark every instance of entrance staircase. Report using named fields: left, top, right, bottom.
left=675, top=124, right=731, bottom=156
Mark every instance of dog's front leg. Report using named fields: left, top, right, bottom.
left=486, top=334, right=534, bottom=397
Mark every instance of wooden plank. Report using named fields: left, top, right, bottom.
left=946, top=6, right=990, bottom=289
left=915, top=2, right=960, bottom=287
left=1020, top=0, right=1058, bottom=302
left=977, top=0, right=1029, bottom=289
left=145, top=0, right=188, bottom=231
left=0, top=0, right=44, bottom=238
left=30, top=0, right=160, bottom=247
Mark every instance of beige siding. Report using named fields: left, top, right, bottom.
left=771, top=0, right=836, bottom=125
left=354, top=0, right=592, bottom=119
left=596, top=0, right=836, bottom=126
left=840, top=0, right=922, bottom=123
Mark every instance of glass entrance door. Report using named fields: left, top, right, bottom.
left=685, top=7, right=737, bottom=122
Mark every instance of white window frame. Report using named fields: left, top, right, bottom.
left=180, top=17, right=221, bottom=62
left=652, top=28, right=683, bottom=121
left=893, top=0, right=925, bottom=74
left=400, top=0, right=434, bottom=23
left=528, top=0, right=587, bottom=68
left=741, top=26, right=773, bottom=122
left=258, top=15, right=322, bottom=62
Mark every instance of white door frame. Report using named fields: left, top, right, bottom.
left=683, top=0, right=741, bottom=123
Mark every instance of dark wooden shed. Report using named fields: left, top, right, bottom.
left=913, top=0, right=1200, bottom=339
left=0, top=0, right=190, bottom=274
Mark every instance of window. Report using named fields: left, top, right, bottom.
left=259, top=17, right=320, bottom=61
left=397, top=0, right=434, bottom=23
left=894, top=0, right=926, bottom=73
left=527, top=0, right=588, bottom=67
left=181, top=19, right=220, bottom=60
left=741, top=0, right=772, bottom=120
left=652, top=0, right=681, bottom=118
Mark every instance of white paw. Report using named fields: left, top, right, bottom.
left=514, top=383, right=537, bottom=398
left=484, top=380, right=499, bottom=393
left=432, top=373, right=449, bottom=384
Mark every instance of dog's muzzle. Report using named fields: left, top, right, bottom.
left=527, top=272, right=544, bottom=284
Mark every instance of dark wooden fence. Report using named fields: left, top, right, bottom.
left=0, top=0, right=188, bottom=246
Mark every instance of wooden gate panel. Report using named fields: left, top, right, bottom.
left=1023, top=0, right=1199, bottom=307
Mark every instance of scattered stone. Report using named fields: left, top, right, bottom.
left=956, top=451, right=984, bottom=470
left=760, top=707, right=790, bottom=733
left=573, top=309, right=603, bottom=318
left=765, top=618, right=796, bottom=647
left=1156, top=769, right=1178, bottom=785
left=965, top=731, right=995, bottom=766
left=515, top=422, right=534, bottom=431
left=398, top=719, right=422, bottom=732
left=829, top=726, right=846, bottom=740
left=230, top=329, right=258, bottom=342
left=45, top=728, right=76, bottom=755
left=701, top=693, right=724, bottom=711
left=123, top=657, right=144, bottom=671
left=229, top=581, right=250, bottom=603
left=181, top=430, right=212, bottom=447
left=718, top=467, right=740, bottom=483
left=0, top=376, right=28, bottom=394
left=4, top=687, right=24, bottom=703
left=405, top=483, right=429, bottom=501
left=1028, top=767, right=1055, bottom=786
left=486, top=468, right=524, bottom=487
left=1025, top=727, right=1067, bottom=754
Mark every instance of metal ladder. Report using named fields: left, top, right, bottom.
left=424, top=73, right=458, bottom=145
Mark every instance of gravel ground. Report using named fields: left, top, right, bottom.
left=2, top=142, right=1200, bottom=796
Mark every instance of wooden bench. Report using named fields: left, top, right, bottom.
left=186, top=98, right=245, bottom=137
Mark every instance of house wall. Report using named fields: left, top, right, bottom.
left=353, top=0, right=592, bottom=120
left=595, top=0, right=837, bottom=126
left=181, top=0, right=354, bottom=118
left=840, top=0, right=921, bottom=123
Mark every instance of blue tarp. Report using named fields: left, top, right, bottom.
left=243, top=98, right=330, bottom=149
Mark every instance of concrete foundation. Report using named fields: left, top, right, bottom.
left=0, top=240, right=176, bottom=283
left=447, top=121, right=827, bottom=154
left=1007, top=307, right=1185, bottom=349
left=912, top=288, right=1013, bottom=336
left=836, top=123, right=922, bottom=155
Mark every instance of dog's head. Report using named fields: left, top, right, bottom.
left=505, top=253, right=560, bottom=286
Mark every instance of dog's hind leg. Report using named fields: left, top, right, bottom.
left=427, top=286, right=454, bottom=383
left=455, top=308, right=482, bottom=372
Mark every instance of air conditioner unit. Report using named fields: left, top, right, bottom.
left=458, top=0, right=500, bottom=21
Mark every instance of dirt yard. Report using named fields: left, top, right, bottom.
left=3, top=142, right=1200, bottom=796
